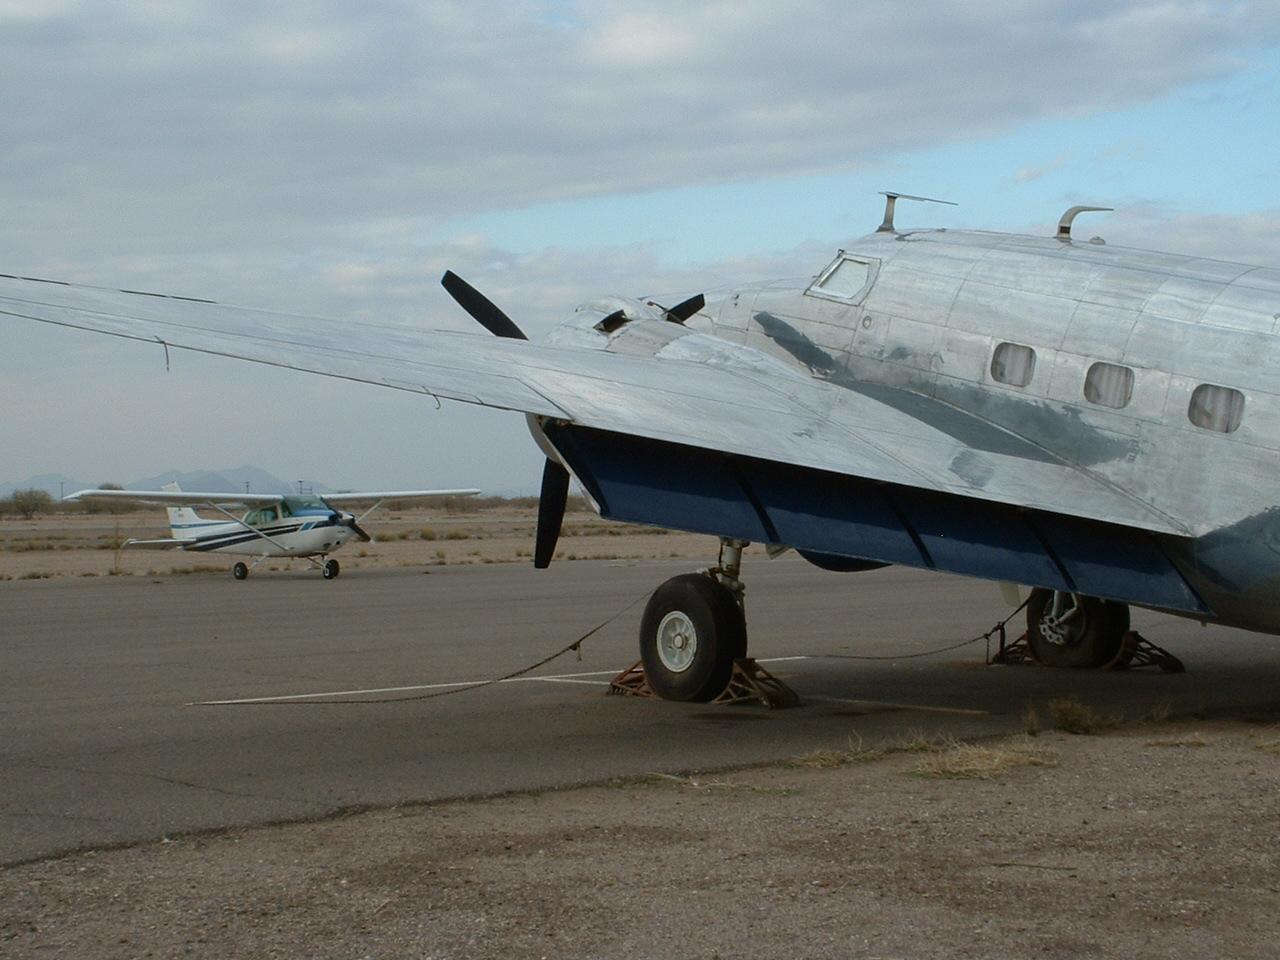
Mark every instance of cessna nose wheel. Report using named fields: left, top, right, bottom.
left=322, top=559, right=340, bottom=580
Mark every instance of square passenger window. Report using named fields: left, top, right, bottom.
left=1084, top=361, right=1134, bottom=409
left=1188, top=383, right=1245, bottom=433
left=990, top=342, right=1036, bottom=387
left=813, top=258, right=872, bottom=299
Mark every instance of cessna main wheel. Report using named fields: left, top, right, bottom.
left=1026, top=588, right=1129, bottom=668
left=232, top=562, right=248, bottom=581
left=639, top=573, right=746, bottom=701
left=322, top=559, right=340, bottom=580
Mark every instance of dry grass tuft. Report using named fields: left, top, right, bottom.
left=895, top=730, right=950, bottom=753
left=1253, top=731, right=1280, bottom=755
left=788, top=734, right=884, bottom=768
left=1048, top=696, right=1118, bottom=735
left=912, top=737, right=1058, bottom=780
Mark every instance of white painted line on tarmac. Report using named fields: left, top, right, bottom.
left=192, top=657, right=814, bottom=705
left=807, top=694, right=988, bottom=716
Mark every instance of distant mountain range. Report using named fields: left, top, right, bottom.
left=0, top=466, right=336, bottom=499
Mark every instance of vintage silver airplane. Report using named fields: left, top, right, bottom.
left=66, top=483, right=478, bottom=580
left=3, top=194, right=1277, bottom=700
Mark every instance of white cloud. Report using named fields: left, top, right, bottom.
left=3, top=1, right=1277, bottom=268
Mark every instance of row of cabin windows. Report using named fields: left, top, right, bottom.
left=990, top=342, right=1246, bottom=434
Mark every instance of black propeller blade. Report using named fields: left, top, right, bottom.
left=534, top=459, right=570, bottom=569
left=664, top=293, right=705, bottom=324
left=441, top=270, right=528, bottom=341
left=330, top=511, right=373, bottom=542
left=345, top=518, right=374, bottom=543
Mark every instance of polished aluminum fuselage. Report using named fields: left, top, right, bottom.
left=697, top=229, right=1279, bottom=632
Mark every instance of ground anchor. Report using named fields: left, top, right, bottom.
left=609, top=657, right=800, bottom=708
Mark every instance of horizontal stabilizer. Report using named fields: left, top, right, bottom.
left=122, top=537, right=198, bottom=550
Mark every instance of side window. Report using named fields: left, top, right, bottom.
left=991, top=342, right=1036, bottom=387
left=1084, top=362, right=1134, bottom=409
left=1188, top=383, right=1245, bottom=433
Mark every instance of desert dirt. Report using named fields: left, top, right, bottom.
left=2, top=718, right=1278, bottom=959
left=3, top=505, right=1279, bottom=957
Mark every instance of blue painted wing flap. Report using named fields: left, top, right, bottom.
left=1032, top=514, right=1207, bottom=614
left=548, top=425, right=770, bottom=543
left=889, top=488, right=1071, bottom=591
left=739, top=461, right=924, bottom=566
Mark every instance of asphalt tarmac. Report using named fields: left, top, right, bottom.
left=3, top=557, right=1278, bottom=865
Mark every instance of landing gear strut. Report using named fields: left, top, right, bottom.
left=1025, top=588, right=1129, bottom=668
left=637, top=539, right=749, bottom=701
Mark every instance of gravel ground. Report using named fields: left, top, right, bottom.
left=4, top=718, right=1278, bottom=959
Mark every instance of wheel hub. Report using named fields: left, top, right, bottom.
left=1039, top=592, right=1083, bottom=647
left=655, top=611, right=698, bottom=673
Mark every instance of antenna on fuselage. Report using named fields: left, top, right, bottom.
left=876, top=191, right=957, bottom=233
left=1056, top=205, right=1113, bottom=242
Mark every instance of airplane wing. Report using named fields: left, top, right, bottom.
left=322, top=489, right=480, bottom=503
left=65, top=488, right=283, bottom=507
left=4, top=275, right=1175, bottom=528
left=2, top=272, right=1205, bottom=612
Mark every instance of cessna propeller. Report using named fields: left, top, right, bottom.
left=322, top=502, right=374, bottom=543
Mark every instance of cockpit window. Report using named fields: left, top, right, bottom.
left=245, top=505, right=279, bottom=525
left=808, top=255, right=877, bottom=302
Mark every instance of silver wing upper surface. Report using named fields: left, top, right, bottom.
left=64, top=488, right=282, bottom=507
left=1, top=274, right=1186, bottom=537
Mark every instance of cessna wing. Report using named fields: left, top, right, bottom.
left=322, top=490, right=480, bottom=503
left=65, top=488, right=283, bottom=507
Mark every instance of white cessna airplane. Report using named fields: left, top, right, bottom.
left=6, top=194, right=1280, bottom=701
left=66, top=484, right=479, bottom=580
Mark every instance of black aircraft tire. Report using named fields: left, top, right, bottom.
left=232, top=562, right=248, bottom=581
left=323, top=559, right=340, bottom=580
left=639, top=574, right=746, bottom=702
left=1026, top=588, right=1128, bottom=668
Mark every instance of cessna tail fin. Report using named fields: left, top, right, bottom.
left=161, top=481, right=205, bottom=537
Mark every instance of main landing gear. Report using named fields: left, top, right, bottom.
left=1024, top=587, right=1129, bottom=668
left=229, top=556, right=340, bottom=580
left=636, top=539, right=750, bottom=702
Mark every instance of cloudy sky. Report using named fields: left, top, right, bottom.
left=2, top=1, right=1278, bottom=493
